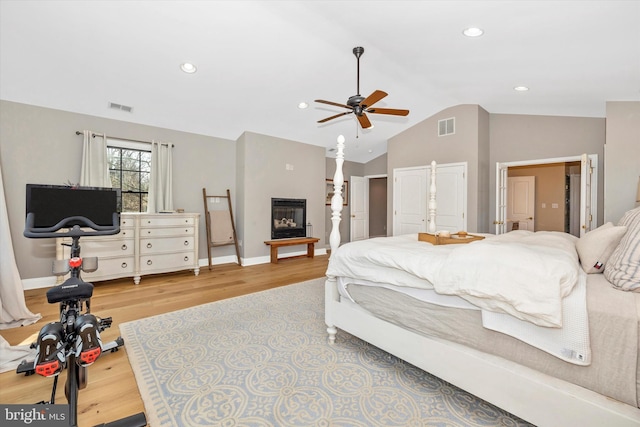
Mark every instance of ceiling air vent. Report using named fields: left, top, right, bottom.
left=108, top=102, right=133, bottom=113
left=438, top=117, right=455, bottom=136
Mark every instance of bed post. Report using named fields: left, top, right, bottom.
left=329, top=134, right=345, bottom=256
left=428, top=160, right=437, bottom=233
left=326, top=134, right=345, bottom=344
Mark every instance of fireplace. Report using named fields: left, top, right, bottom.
left=271, top=198, right=306, bottom=239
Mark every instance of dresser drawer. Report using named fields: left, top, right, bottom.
left=81, top=256, right=135, bottom=280
left=140, top=236, right=195, bottom=254
left=139, top=252, right=196, bottom=272
left=140, top=216, right=195, bottom=227
left=139, top=226, right=194, bottom=238
left=61, top=237, right=135, bottom=258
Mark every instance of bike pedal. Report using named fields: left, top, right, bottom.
left=35, top=360, right=62, bottom=377
left=79, top=347, right=101, bottom=365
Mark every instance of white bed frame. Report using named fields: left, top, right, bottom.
left=324, top=135, right=640, bottom=427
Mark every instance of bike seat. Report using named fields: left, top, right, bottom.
left=47, top=277, right=94, bottom=304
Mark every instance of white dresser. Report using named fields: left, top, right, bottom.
left=56, top=212, right=200, bottom=284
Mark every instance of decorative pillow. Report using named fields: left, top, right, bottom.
left=604, top=207, right=640, bottom=291
left=576, top=222, right=627, bottom=274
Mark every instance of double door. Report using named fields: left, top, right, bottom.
left=393, top=163, right=467, bottom=235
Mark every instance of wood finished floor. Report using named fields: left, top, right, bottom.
left=0, top=255, right=329, bottom=426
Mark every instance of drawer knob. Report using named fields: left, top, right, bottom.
left=121, top=244, right=127, bottom=250
left=121, top=262, right=127, bottom=268
left=147, top=243, right=152, bottom=248
left=184, top=240, right=189, bottom=246
left=147, top=259, right=153, bottom=265
left=184, top=256, right=189, bottom=262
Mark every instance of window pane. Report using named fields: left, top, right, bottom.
left=107, top=144, right=150, bottom=213
left=110, top=171, right=121, bottom=188
left=122, top=171, right=140, bottom=191
left=108, top=148, right=121, bottom=169
left=122, top=193, right=139, bottom=212
left=140, top=171, right=150, bottom=191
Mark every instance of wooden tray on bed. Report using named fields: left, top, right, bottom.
left=418, top=231, right=485, bottom=245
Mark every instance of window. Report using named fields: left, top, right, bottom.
left=107, top=140, right=151, bottom=212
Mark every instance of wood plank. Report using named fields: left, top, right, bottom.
left=0, top=255, right=329, bottom=426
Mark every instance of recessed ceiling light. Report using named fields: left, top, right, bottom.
left=180, top=62, right=197, bottom=74
left=463, top=27, right=484, bottom=37
left=514, top=86, right=529, bottom=92
left=298, top=102, right=308, bottom=109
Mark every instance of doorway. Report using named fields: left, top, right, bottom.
left=349, top=174, right=387, bottom=241
left=496, top=155, right=597, bottom=236
left=507, top=161, right=581, bottom=236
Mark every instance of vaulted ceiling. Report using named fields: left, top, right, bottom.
left=1, top=1, right=638, bottom=163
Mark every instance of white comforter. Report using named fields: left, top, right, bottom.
left=326, top=231, right=581, bottom=328
left=327, top=231, right=591, bottom=364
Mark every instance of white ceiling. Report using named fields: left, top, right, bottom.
left=1, top=1, right=639, bottom=163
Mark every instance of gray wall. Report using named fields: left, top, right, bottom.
left=0, top=100, right=237, bottom=279
left=387, top=105, right=608, bottom=234
left=0, top=101, right=327, bottom=280
left=387, top=104, right=488, bottom=233
left=604, top=101, right=640, bottom=223
left=489, top=114, right=605, bottom=230
left=238, top=132, right=325, bottom=259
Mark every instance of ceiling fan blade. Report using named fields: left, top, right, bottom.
left=317, top=111, right=352, bottom=124
left=357, top=113, right=372, bottom=129
left=360, top=90, right=388, bottom=108
left=315, top=99, right=351, bottom=109
left=366, top=107, right=410, bottom=116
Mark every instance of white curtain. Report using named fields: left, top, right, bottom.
left=147, top=141, right=173, bottom=213
left=0, top=160, right=41, bottom=329
left=0, top=156, right=40, bottom=371
left=79, top=130, right=111, bottom=187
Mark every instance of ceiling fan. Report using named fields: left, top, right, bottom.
left=315, top=46, right=409, bottom=129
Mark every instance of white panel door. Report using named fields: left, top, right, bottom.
left=507, top=176, right=535, bottom=231
left=393, top=167, right=427, bottom=235
left=350, top=176, right=367, bottom=241
left=427, top=163, right=466, bottom=233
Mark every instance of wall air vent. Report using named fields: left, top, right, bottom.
left=438, top=117, right=455, bottom=136
left=108, top=102, right=133, bottom=113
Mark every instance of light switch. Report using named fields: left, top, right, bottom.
left=552, top=203, right=559, bottom=209
left=541, top=203, right=546, bottom=208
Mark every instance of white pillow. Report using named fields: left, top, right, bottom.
left=604, top=207, right=640, bottom=291
left=576, top=222, right=627, bottom=274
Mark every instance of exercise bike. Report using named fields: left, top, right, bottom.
left=19, top=185, right=146, bottom=427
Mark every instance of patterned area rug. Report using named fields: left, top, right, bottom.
left=120, top=278, right=532, bottom=426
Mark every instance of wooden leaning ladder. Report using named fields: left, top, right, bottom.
left=202, top=188, right=241, bottom=269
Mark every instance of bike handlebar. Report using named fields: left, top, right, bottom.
left=24, top=212, right=121, bottom=238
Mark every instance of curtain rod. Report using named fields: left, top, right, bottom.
left=75, top=131, right=173, bottom=147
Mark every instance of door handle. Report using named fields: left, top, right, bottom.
left=527, top=217, right=533, bottom=220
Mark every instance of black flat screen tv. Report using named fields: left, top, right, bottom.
left=26, top=184, right=120, bottom=228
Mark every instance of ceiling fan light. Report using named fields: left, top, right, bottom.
left=514, top=86, right=529, bottom=91
left=463, top=27, right=484, bottom=37
left=180, top=62, right=197, bottom=74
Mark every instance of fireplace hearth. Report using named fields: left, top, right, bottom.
left=271, top=198, right=306, bottom=239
